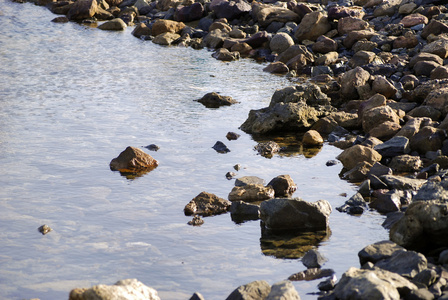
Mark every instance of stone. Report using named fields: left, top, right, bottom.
left=212, top=48, right=240, bottom=61
left=226, top=132, right=240, bottom=140
left=344, top=30, right=378, bottom=49
left=38, top=224, right=52, bottom=235
left=328, top=5, right=365, bottom=20
left=302, top=130, right=323, bottom=146
left=399, top=13, right=428, bottom=28
left=68, top=279, right=160, bottom=300
left=358, top=94, right=386, bottom=122
left=390, top=200, right=448, bottom=251
left=362, top=106, right=400, bottom=133
left=235, top=176, right=265, bottom=187
left=358, top=240, right=405, bottom=266
left=353, top=40, right=378, bottom=53
left=389, top=154, right=422, bottom=173
left=333, top=267, right=417, bottom=299
left=369, top=190, right=402, bottom=213
left=410, top=126, right=446, bottom=154
left=407, top=106, right=441, bottom=121
left=413, top=177, right=448, bottom=202
left=395, top=118, right=422, bottom=140
left=339, top=66, right=371, bottom=100
left=211, top=0, right=251, bottom=20
left=151, top=19, right=185, bottom=37
left=190, top=292, right=205, bottom=300
left=202, top=30, right=228, bottom=49
left=393, top=34, right=418, bottom=49
left=152, top=32, right=181, bottom=46
left=288, top=268, right=335, bottom=281
left=374, top=250, right=427, bottom=279
left=337, top=144, right=382, bottom=170
left=174, top=3, right=204, bottom=22
left=421, top=20, right=448, bottom=40
left=254, top=141, right=280, bottom=157
left=285, top=54, right=310, bottom=72
left=110, top=146, right=158, bottom=173
left=343, top=161, right=372, bottom=182
left=423, top=86, right=448, bottom=116
left=315, top=51, right=338, bottom=66
left=409, top=52, right=443, bottom=69
left=414, top=61, right=441, bottom=77
left=369, top=121, right=401, bottom=140
left=338, top=17, right=370, bottom=35
left=212, top=141, right=230, bottom=153
left=369, top=162, right=392, bottom=178
left=294, top=11, right=331, bottom=42
left=422, top=38, right=448, bottom=59
left=312, top=35, right=338, bottom=54
left=231, top=43, right=252, bottom=57
left=98, top=18, right=127, bottom=30
left=431, top=66, right=448, bottom=80
left=372, top=76, right=397, bottom=99
left=225, top=280, right=271, bottom=300
left=196, top=92, right=237, bottom=108
left=380, top=175, right=426, bottom=191
left=439, top=249, right=448, bottom=264
left=67, top=0, right=98, bottom=21
left=230, top=201, right=260, bottom=220
left=253, top=4, right=300, bottom=28
left=267, top=175, right=297, bottom=197
left=276, top=45, right=313, bottom=64
left=348, top=50, right=379, bottom=68
left=132, top=23, right=151, bottom=39
left=266, top=281, right=300, bottom=300
left=270, top=32, right=294, bottom=54
left=184, top=191, right=231, bottom=216
left=243, top=31, right=269, bottom=49
left=187, top=215, right=204, bottom=226
left=209, top=21, right=231, bottom=32
left=260, top=198, right=331, bottom=231
left=52, top=16, right=69, bottom=23
left=228, top=184, right=275, bottom=202
left=374, top=136, right=410, bottom=157
left=302, top=249, right=327, bottom=268
left=263, top=62, right=289, bottom=74
left=336, top=192, right=368, bottom=214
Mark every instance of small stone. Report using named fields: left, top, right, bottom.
left=226, top=132, right=240, bottom=140
left=187, top=215, right=204, bottom=226
left=38, top=224, right=52, bottom=235
left=226, top=172, right=237, bottom=180
left=302, top=249, right=328, bottom=268
left=235, top=176, right=265, bottom=186
left=144, top=144, right=160, bottom=151
left=212, top=141, right=230, bottom=153
left=302, top=130, right=324, bottom=146
left=254, top=141, right=281, bottom=157
left=233, top=164, right=242, bottom=171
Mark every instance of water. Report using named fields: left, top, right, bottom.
left=0, top=1, right=389, bottom=299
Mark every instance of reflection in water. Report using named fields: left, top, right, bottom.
left=260, top=225, right=331, bottom=259
left=251, top=133, right=323, bottom=158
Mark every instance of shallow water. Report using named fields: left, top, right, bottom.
left=0, top=1, right=388, bottom=299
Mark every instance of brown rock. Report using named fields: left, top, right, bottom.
left=389, top=154, right=422, bottom=172
left=270, top=32, right=295, bottom=54
left=110, top=146, right=158, bottom=173
left=152, top=32, right=180, bottom=46
left=337, top=144, right=382, bottom=170
left=263, top=62, right=289, bottom=74
left=348, top=50, right=378, bottom=68
left=358, top=94, right=387, bottom=123
left=362, top=106, right=400, bottom=133
left=414, top=61, right=441, bottom=77
left=372, top=76, right=397, bottom=99
left=98, top=18, right=126, bottom=30
left=151, top=19, right=185, bottom=37
left=277, top=45, right=314, bottom=64
left=369, top=121, right=401, bottom=140
left=267, top=175, right=297, bottom=197
left=410, top=126, right=446, bottom=154
left=395, top=117, right=422, bottom=140
left=228, top=184, right=275, bottom=202
left=393, top=34, right=418, bottom=49
left=408, top=106, right=441, bottom=121
left=422, top=38, right=448, bottom=59
left=399, top=13, right=428, bottom=28
left=253, top=4, right=301, bottom=27
left=286, top=54, right=309, bottom=72
left=343, top=161, right=372, bottom=182
left=328, top=5, right=365, bottom=20
left=409, top=52, right=443, bottom=69
left=184, top=191, right=231, bottom=216
left=339, top=66, right=371, bottom=100
left=421, top=19, right=448, bottom=40
left=196, top=92, right=238, bottom=108
left=352, top=40, right=378, bottom=52
left=344, top=30, right=377, bottom=49
left=231, top=42, right=252, bottom=57
left=315, top=51, right=339, bottom=66
left=132, top=22, right=151, bottom=39
left=209, top=21, right=231, bottom=32
left=302, top=130, right=324, bottom=146
left=67, top=0, right=98, bottom=20
left=338, top=17, right=370, bottom=35
left=430, top=65, right=448, bottom=80
left=212, top=48, right=240, bottom=61
left=312, top=35, right=338, bottom=53
left=294, top=11, right=331, bottom=42
left=423, top=86, right=448, bottom=115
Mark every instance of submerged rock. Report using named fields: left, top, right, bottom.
left=184, top=191, right=231, bottom=216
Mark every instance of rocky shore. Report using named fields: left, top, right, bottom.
left=13, top=0, right=448, bottom=297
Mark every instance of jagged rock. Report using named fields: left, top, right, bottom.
left=337, top=144, right=382, bottom=171
left=187, top=215, right=204, bottom=226
left=69, top=279, right=160, bottom=300
left=407, top=106, right=441, bottom=121
left=226, top=280, right=271, bottom=300
left=196, top=92, right=237, bottom=108
left=110, top=146, right=158, bottom=173
left=260, top=198, right=332, bottom=231
left=184, top=191, right=231, bottom=216
left=370, top=190, right=402, bottom=213
left=373, top=136, right=410, bottom=157
left=288, top=268, right=335, bottom=281
left=343, top=161, right=372, bottom=183
left=410, top=126, right=446, bottom=154
left=294, top=11, right=331, bottom=41
left=336, top=192, right=368, bottom=214
left=228, top=184, right=275, bottom=202
left=413, top=177, right=448, bottom=201
left=266, top=281, right=300, bottom=300
left=422, top=38, right=448, bottom=59
left=212, top=141, right=230, bottom=153
left=380, top=175, right=426, bottom=191
left=339, top=66, right=371, bottom=100
left=254, top=141, right=280, bottom=157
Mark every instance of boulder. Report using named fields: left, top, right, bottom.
left=243, top=31, right=269, bottom=48
left=430, top=66, right=448, bottom=80
left=285, top=54, right=310, bottom=72
left=174, top=3, right=204, bottom=22
left=414, top=61, right=441, bottom=77
left=409, top=52, right=443, bottom=69
left=266, top=281, right=300, bottom=300
left=362, top=106, right=400, bottom=133
left=372, top=76, right=397, bottom=99
left=67, top=0, right=98, bottom=21
left=294, top=11, right=331, bottom=42
left=390, top=200, right=448, bottom=251
left=328, top=5, right=365, bottom=20
left=357, top=94, right=386, bottom=122
left=333, top=267, right=417, bottom=299
left=302, top=249, right=327, bottom=268
left=98, top=18, right=127, bottom=30
left=342, top=161, right=372, bottom=183
left=369, top=121, right=401, bottom=140
left=151, top=19, right=185, bottom=36
left=226, top=280, right=271, bottom=300
left=260, top=198, right=332, bottom=231
left=312, top=35, right=338, bottom=54
left=338, top=16, right=370, bottom=35
left=209, top=21, right=231, bottom=32
left=422, top=38, right=448, bottom=59
left=373, top=136, right=410, bottom=157
left=253, top=4, right=300, bottom=28
left=196, top=92, right=237, bottom=108
left=235, top=176, right=265, bottom=186
left=407, top=106, right=441, bottom=121
left=423, top=86, right=448, bottom=116
left=231, top=42, right=252, bottom=57
left=344, top=30, right=378, bottom=49
left=374, top=250, right=427, bottom=278
left=110, top=146, right=158, bottom=173
left=228, top=184, right=275, bottom=202
left=388, top=154, right=422, bottom=173
left=211, top=0, right=251, bottom=20
left=369, top=190, right=402, bottom=213
left=302, top=130, right=323, bottom=146
left=230, top=201, right=260, bottom=220
left=152, top=32, right=181, bottom=46
left=212, top=48, right=240, bottom=61
left=263, top=62, right=289, bottom=74
left=132, top=23, right=151, bottom=39
left=358, top=240, right=405, bottom=266
left=399, top=13, right=428, bottom=28
left=393, top=34, right=418, bottom=49
left=421, top=19, right=448, bottom=40
left=339, top=66, right=371, bottom=100
left=288, top=268, right=335, bottom=281
left=348, top=50, right=380, bottom=68
left=410, top=126, right=446, bottom=154
left=202, top=29, right=228, bottom=48
left=276, top=45, right=314, bottom=64
left=380, top=175, right=426, bottom=191
left=267, top=175, right=297, bottom=197
left=413, top=177, right=448, bottom=202
left=270, top=32, right=294, bottom=54
left=395, top=118, right=422, bottom=140
left=269, top=83, right=329, bottom=107
left=69, top=279, right=160, bottom=300
left=184, top=191, right=231, bottom=216
left=337, top=144, right=382, bottom=170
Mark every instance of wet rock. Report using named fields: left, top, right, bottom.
left=302, top=130, right=323, bottom=146
left=67, top=0, right=98, bottom=21
left=343, top=161, right=372, bottom=183
left=212, top=48, right=240, bottom=61
left=110, top=146, right=158, bottom=174
left=288, top=268, right=335, bottom=281
left=98, top=17, right=126, bottom=30
left=370, top=190, right=402, bottom=213
left=196, top=92, right=237, bottom=108
left=151, top=19, right=185, bottom=37
left=260, top=198, right=331, bottom=231
left=380, top=175, right=426, bottom=191
left=228, top=184, right=275, bottom=202
left=235, top=176, right=265, bottom=186
left=38, top=224, right=52, bottom=235
left=226, top=280, right=271, bottom=300
left=302, top=249, right=327, bottom=268
left=294, top=11, right=331, bottom=42
left=184, top=191, right=231, bottom=216
left=318, top=275, right=337, bottom=291
left=374, top=250, right=427, bottom=278
left=152, top=32, right=180, bottom=46
left=267, top=175, right=297, bottom=197
left=230, top=200, right=260, bottom=221
left=339, top=66, right=371, bottom=100
left=69, top=279, right=160, bottom=300
left=263, top=62, right=289, bottom=74
left=266, top=281, right=300, bottom=300
left=410, top=126, right=446, bottom=154
left=51, top=16, right=69, bottom=23
left=389, top=154, right=422, bottom=173
left=333, top=267, right=417, bottom=299
left=358, top=240, right=405, bottom=266
left=144, top=144, right=159, bottom=151
left=254, top=141, right=280, bottom=157
left=187, top=215, right=204, bottom=226
left=373, top=136, right=410, bottom=157
left=337, top=144, right=382, bottom=171
left=390, top=200, right=448, bottom=251
left=212, top=141, right=230, bottom=153
left=226, top=172, right=237, bottom=179
left=336, top=192, right=368, bottom=214
left=270, top=32, right=294, bottom=54
left=226, top=132, right=240, bottom=140
left=132, top=23, right=151, bottom=39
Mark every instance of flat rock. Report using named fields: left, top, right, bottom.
left=228, top=184, right=275, bottom=202
left=196, top=92, right=237, bottom=108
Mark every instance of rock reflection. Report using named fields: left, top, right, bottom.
left=115, top=168, right=157, bottom=180
left=260, top=226, right=331, bottom=259
left=251, top=134, right=322, bottom=158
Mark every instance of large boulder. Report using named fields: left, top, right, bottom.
left=110, top=146, right=158, bottom=173
left=184, top=191, right=231, bottom=216
left=362, top=106, right=400, bottom=134
left=260, top=198, right=332, bottom=231
left=67, top=0, right=98, bottom=20
left=174, top=3, right=204, bottom=22
left=226, top=280, right=271, bottom=300
left=294, top=11, right=331, bottom=41
left=151, top=19, right=185, bottom=36
left=390, top=200, right=448, bottom=252
left=69, top=279, right=160, bottom=300
left=270, top=32, right=294, bottom=54
left=337, top=144, right=382, bottom=170
left=98, top=18, right=127, bottom=30
left=211, top=0, right=251, bottom=20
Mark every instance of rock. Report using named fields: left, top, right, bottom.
left=226, top=172, right=237, bottom=179
left=407, top=106, right=441, bottom=121
left=380, top=174, right=426, bottom=191
left=151, top=19, right=185, bottom=36
left=98, top=18, right=127, bottom=30
left=302, top=249, right=327, bottom=268
left=421, top=19, right=448, bottom=40
left=187, top=215, right=204, bottom=226
left=318, top=275, right=337, bottom=291
left=212, top=141, right=230, bottom=153
left=270, top=32, right=294, bottom=54
left=253, top=4, right=300, bottom=28
left=410, top=126, right=446, bottom=154
left=254, top=141, right=280, bottom=157
left=343, top=161, right=372, bottom=183
left=231, top=42, right=252, bottom=57
left=374, top=250, right=427, bottom=278
left=389, top=154, right=422, bottom=173
left=209, top=21, right=231, bottom=32
left=353, top=40, right=378, bottom=53
left=395, top=118, right=422, bottom=140
left=369, top=121, right=401, bottom=140
left=409, top=52, right=443, bottom=69
left=439, top=249, right=448, bottom=264
left=276, top=45, right=314, bottom=64
left=189, top=292, right=205, bottom=300
left=294, top=11, right=331, bottom=42
left=390, top=200, right=448, bottom=251
left=348, top=50, right=380, bottom=69
left=358, top=240, right=405, bottom=266
left=288, top=268, right=335, bottom=281
left=362, top=106, right=400, bottom=133
left=336, top=192, right=368, bottom=214
left=328, top=5, right=365, bottom=20
left=235, top=176, right=265, bottom=186
left=51, top=16, right=69, bottom=23
left=267, top=175, right=297, bottom=197
left=260, top=198, right=332, bottom=231
left=393, top=34, right=418, bottom=49
left=312, top=35, right=338, bottom=54
left=369, top=162, right=393, bottom=178
left=132, top=23, right=151, bottom=39
left=358, top=94, right=386, bottom=122
left=423, top=86, right=448, bottom=116
left=422, top=38, right=448, bottom=59
left=225, top=280, right=271, bottom=300
left=230, top=200, right=260, bottom=220
left=110, top=146, right=158, bottom=173
left=266, top=281, right=300, bottom=300
left=67, top=0, right=98, bottom=21
left=263, top=62, right=289, bottom=74
left=337, top=144, right=382, bottom=171
left=212, top=48, right=240, bottom=61
left=68, top=279, right=160, bottom=300
left=414, top=61, right=441, bottom=77
left=344, top=30, right=378, bottom=49
left=373, top=136, right=410, bottom=157
left=339, top=66, right=371, bottom=100
left=338, top=16, right=370, bottom=35
left=226, top=132, right=240, bottom=140
left=372, top=76, right=397, bottom=99
left=38, top=224, right=52, bottom=235
left=143, top=144, right=159, bottom=151
left=413, top=177, right=448, bottom=202
left=285, top=54, right=311, bottom=72
left=174, top=3, right=204, bottom=22
left=184, top=191, right=231, bottom=216
left=399, top=13, right=428, bottom=28
left=333, top=267, right=417, bottom=299
left=369, top=190, right=402, bottom=213
left=243, top=31, right=269, bottom=49
left=228, top=184, right=275, bottom=202
left=211, top=0, right=251, bottom=21
left=196, top=92, right=237, bottom=108
left=302, top=130, right=323, bottom=146
left=152, top=32, right=181, bottom=46
left=315, top=51, right=339, bottom=66
left=430, top=66, right=448, bottom=80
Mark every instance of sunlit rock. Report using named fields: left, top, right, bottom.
left=228, top=184, right=274, bottom=202
left=196, top=92, right=238, bottom=108
left=267, top=175, right=297, bottom=197
left=184, top=191, right=231, bottom=216
left=109, top=146, right=158, bottom=178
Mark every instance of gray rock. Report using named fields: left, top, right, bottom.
left=379, top=175, right=426, bottom=191
left=336, top=192, right=367, bottom=214
left=389, top=154, right=423, bottom=173
left=212, top=141, right=230, bottom=153
left=369, top=190, right=402, bottom=213
left=266, top=281, right=300, bottom=300
left=260, top=198, right=331, bottom=231
left=267, top=175, right=297, bottom=197
left=318, top=275, right=337, bottom=291
left=374, top=250, right=427, bottom=278
left=212, top=0, right=251, bottom=20
left=225, top=280, right=271, bottom=300
left=369, top=174, right=389, bottom=190
left=270, top=32, right=294, bottom=54
left=235, top=176, right=265, bottom=187
left=439, top=249, right=448, bottom=264
left=189, top=292, right=205, bottom=300
left=374, top=136, right=410, bottom=157
left=358, top=240, right=405, bottom=266
left=302, top=249, right=327, bottom=268
left=413, top=177, right=448, bottom=201
left=196, top=92, right=238, bottom=108
left=255, top=141, right=281, bottom=157
left=368, top=162, right=393, bottom=178
left=230, top=201, right=260, bottom=220
left=288, top=268, right=335, bottom=281
left=269, top=83, right=330, bottom=107
left=413, top=269, right=438, bottom=287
